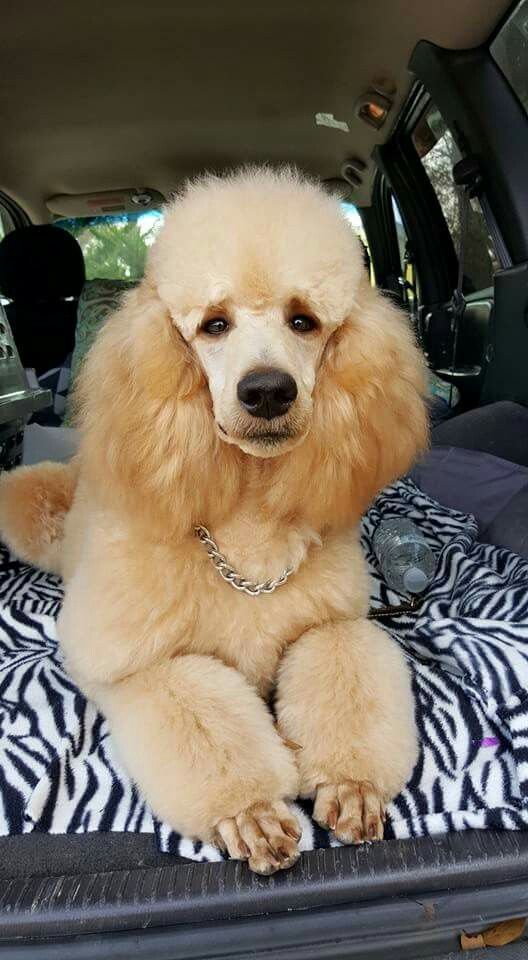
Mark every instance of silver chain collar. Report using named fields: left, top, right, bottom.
left=194, top=525, right=294, bottom=596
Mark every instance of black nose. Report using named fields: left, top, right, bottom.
left=237, top=368, right=298, bottom=420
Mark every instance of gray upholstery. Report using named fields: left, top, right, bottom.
left=412, top=445, right=528, bottom=559
left=432, top=401, right=528, bottom=467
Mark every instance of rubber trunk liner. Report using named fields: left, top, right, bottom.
left=1, top=831, right=528, bottom=959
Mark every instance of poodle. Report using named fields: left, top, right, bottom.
left=0, top=168, right=428, bottom=874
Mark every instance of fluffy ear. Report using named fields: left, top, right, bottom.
left=324, top=278, right=429, bottom=489
left=75, top=282, right=242, bottom=537
left=267, top=277, right=429, bottom=530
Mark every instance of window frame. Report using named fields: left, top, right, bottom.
left=375, top=85, right=458, bottom=311
left=360, top=173, right=404, bottom=302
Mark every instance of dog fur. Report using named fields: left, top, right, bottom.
left=0, top=168, right=428, bottom=874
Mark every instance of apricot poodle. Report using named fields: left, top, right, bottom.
left=0, top=168, right=428, bottom=874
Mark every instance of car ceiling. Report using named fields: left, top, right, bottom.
left=1, top=0, right=512, bottom=220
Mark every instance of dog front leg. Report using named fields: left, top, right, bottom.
left=275, top=618, right=417, bottom=843
left=89, top=654, right=301, bottom=874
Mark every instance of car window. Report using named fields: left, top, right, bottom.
left=0, top=205, right=15, bottom=242
left=391, top=194, right=417, bottom=313
left=391, top=195, right=407, bottom=276
left=491, top=0, right=528, bottom=116
left=412, top=104, right=500, bottom=293
left=341, top=202, right=373, bottom=282
left=55, top=210, right=164, bottom=280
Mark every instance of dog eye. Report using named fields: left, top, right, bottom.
left=290, top=314, right=317, bottom=333
left=202, top=317, right=230, bottom=335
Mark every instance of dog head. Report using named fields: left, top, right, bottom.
left=149, top=168, right=365, bottom=458
left=77, top=168, right=428, bottom=534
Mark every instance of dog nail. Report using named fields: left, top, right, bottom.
left=285, top=826, right=302, bottom=840
left=326, top=804, right=339, bottom=830
left=277, top=845, right=293, bottom=861
left=282, top=736, right=302, bottom=752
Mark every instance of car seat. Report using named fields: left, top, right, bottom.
left=0, top=225, right=85, bottom=375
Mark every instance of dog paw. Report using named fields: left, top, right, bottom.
left=215, top=800, right=302, bottom=875
left=313, top=779, right=385, bottom=844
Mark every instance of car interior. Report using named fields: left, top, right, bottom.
left=0, top=1, right=528, bottom=957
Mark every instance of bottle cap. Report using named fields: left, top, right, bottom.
left=403, top=566, right=428, bottom=594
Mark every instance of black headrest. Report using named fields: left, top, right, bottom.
left=0, top=225, right=85, bottom=303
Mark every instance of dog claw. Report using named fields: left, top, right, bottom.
left=314, top=779, right=386, bottom=845
left=216, top=800, right=301, bottom=875
left=284, top=824, right=302, bottom=841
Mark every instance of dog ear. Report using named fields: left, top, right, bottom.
left=324, top=278, right=429, bottom=492
left=74, top=282, right=242, bottom=536
left=268, top=277, right=429, bottom=531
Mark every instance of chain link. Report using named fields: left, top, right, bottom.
left=195, top=525, right=294, bottom=596
left=195, top=525, right=426, bottom=612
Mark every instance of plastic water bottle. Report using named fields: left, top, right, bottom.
left=372, top=518, right=436, bottom=595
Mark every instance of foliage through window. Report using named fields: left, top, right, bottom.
left=413, top=105, right=499, bottom=293
left=55, top=211, right=163, bottom=281
left=491, top=0, right=528, bottom=116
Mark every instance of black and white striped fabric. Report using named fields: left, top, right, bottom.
left=1, top=478, right=528, bottom=861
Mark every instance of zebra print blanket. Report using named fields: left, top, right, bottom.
left=2, top=478, right=528, bottom=862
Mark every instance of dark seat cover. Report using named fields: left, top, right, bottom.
left=0, top=225, right=85, bottom=374
left=432, top=400, right=528, bottom=467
